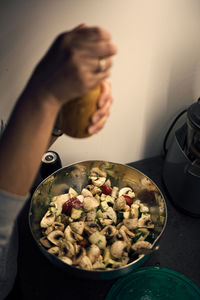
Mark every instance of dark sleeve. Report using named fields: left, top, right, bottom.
left=0, top=190, right=29, bottom=299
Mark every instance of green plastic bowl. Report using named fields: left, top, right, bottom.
left=106, top=266, right=200, bottom=299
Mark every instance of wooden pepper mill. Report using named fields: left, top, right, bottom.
left=56, top=84, right=101, bottom=138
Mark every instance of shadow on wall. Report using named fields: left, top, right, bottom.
left=142, top=57, right=200, bottom=159
left=141, top=1, right=200, bottom=158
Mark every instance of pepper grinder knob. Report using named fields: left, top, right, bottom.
left=40, top=150, right=62, bottom=179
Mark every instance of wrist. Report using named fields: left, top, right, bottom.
left=20, top=87, right=62, bottom=117
left=20, top=89, right=65, bottom=139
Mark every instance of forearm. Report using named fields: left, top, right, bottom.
left=0, top=92, right=61, bottom=196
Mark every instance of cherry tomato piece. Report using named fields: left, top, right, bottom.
left=79, top=239, right=88, bottom=248
left=123, top=195, right=133, bottom=206
left=62, top=197, right=83, bottom=215
left=101, top=184, right=112, bottom=195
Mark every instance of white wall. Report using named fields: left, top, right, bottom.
left=1, top=0, right=200, bottom=165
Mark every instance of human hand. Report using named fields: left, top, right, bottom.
left=88, top=80, right=113, bottom=135
left=25, top=24, right=117, bottom=107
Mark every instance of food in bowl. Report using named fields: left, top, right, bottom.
left=39, top=167, right=160, bottom=270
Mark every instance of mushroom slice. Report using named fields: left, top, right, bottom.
left=47, top=230, right=64, bottom=246
left=59, top=256, right=73, bottom=265
left=70, top=221, right=84, bottom=235
left=119, top=187, right=135, bottom=198
left=90, top=176, right=106, bottom=187
left=86, top=185, right=102, bottom=196
left=58, top=240, right=75, bottom=258
left=110, top=241, right=127, bottom=259
left=84, top=222, right=101, bottom=235
left=90, top=167, right=107, bottom=178
left=116, top=222, right=123, bottom=230
left=51, top=193, right=71, bottom=216
left=73, top=243, right=81, bottom=255
left=92, top=261, right=106, bottom=270
left=103, top=247, right=116, bottom=266
left=83, top=196, right=99, bottom=212
left=115, top=231, right=125, bottom=241
left=101, top=225, right=117, bottom=239
left=131, top=241, right=152, bottom=254
left=123, top=218, right=138, bottom=230
left=120, top=225, right=135, bottom=238
left=40, top=210, right=56, bottom=228
left=78, top=256, right=93, bottom=270
left=87, top=244, right=101, bottom=264
left=48, top=246, right=60, bottom=256
left=105, top=207, right=117, bottom=224
left=52, top=222, right=65, bottom=232
left=138, top=214, right=154, bottom=228
left=43, top=226, right=54, bottom=236
left=113, top=257, right=129, bottom=268
left=98, top=218, right=113, bottom=227
left=40, top=237, right=52, bottom=249
left=115, top=196, right=126, bottom=211
left=81, top=188, right=93, bottom=197
left=64, top=225, right=83, bottom=243
left=74, top=232, right=83, bottom=242
left=118, top=228, right=131, bottom=245
left=137, top=228, right=150, bottom=241
left=73, top=246, right=86, bottom=265
left=92, top=186, right=102, bottom=195
left=64, top=225, right=76, bottom=243
left=98, top=255, right=103, bottom=262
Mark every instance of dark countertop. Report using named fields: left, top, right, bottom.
left=10, top=156, right=200, bottom=300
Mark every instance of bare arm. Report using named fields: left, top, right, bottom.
left=0, top=93, right=61, bottom=196
left=0, top=25, right=116, bottom=196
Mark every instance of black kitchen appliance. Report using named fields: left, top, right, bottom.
left=163, top=99, right=200, bottom=217
left=40, top=150, right=62, bottom=179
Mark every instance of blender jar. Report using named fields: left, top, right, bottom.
left=187, top=99, right=200, bottom=162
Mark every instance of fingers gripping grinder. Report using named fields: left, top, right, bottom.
left=163, top=99, right=200, bottom=217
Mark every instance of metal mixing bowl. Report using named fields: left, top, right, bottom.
left=29, top=160, right=167, bottom=280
